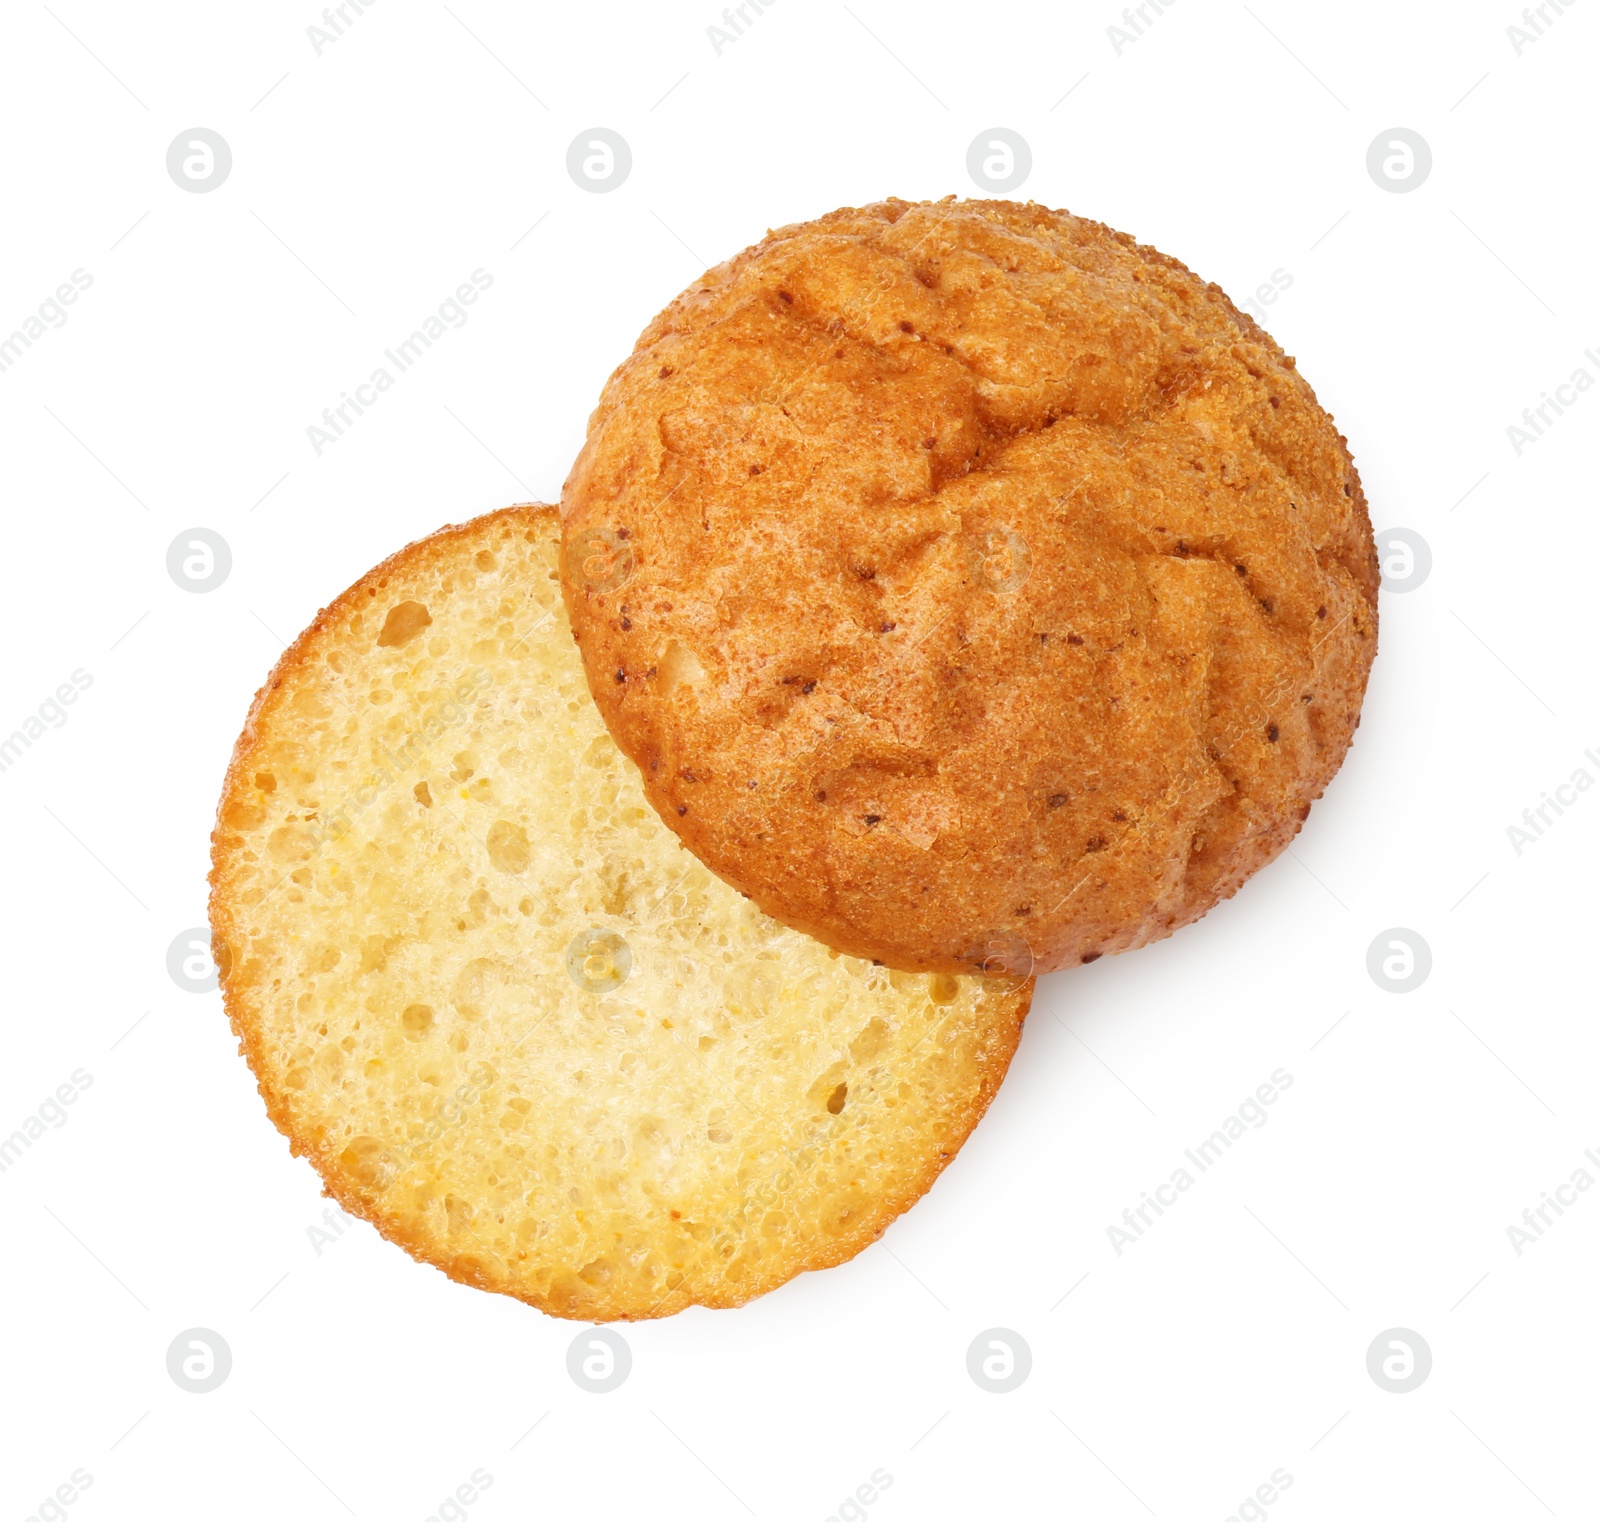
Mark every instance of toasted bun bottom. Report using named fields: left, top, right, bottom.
left=210, top=506, right=1030, bottom=1319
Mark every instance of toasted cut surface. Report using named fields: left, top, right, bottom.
left=561, top=197, right=1379, bottom=975
left=209, top=506, right=1030, bottom=1321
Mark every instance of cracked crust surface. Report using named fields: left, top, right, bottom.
left=209, top=506, right=1030, bottom=1320
left=561, top=197, right=1378, bottom=975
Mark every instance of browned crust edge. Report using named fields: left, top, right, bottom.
left=208, top=503, right=1034, bottom=1320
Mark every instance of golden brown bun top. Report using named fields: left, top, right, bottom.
left=562, top=198, right=1378, bottom=974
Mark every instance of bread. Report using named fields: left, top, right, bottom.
left=208, top=505, right=1030, bottom=1320
left=561, top=197, right=1379, bottom=974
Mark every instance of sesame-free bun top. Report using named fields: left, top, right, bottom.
left=209, top=506, right=1029, bottom=1320
left=561, top=198, right=1378, bottom=975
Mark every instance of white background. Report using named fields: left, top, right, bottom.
left=1, top=1, right=1596, bottom=1518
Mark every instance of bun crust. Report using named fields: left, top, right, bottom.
left=561, top=198, right=1379, bottom=974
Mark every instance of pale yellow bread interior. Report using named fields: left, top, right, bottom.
left=209, top=506, right=1031, bottom=1320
